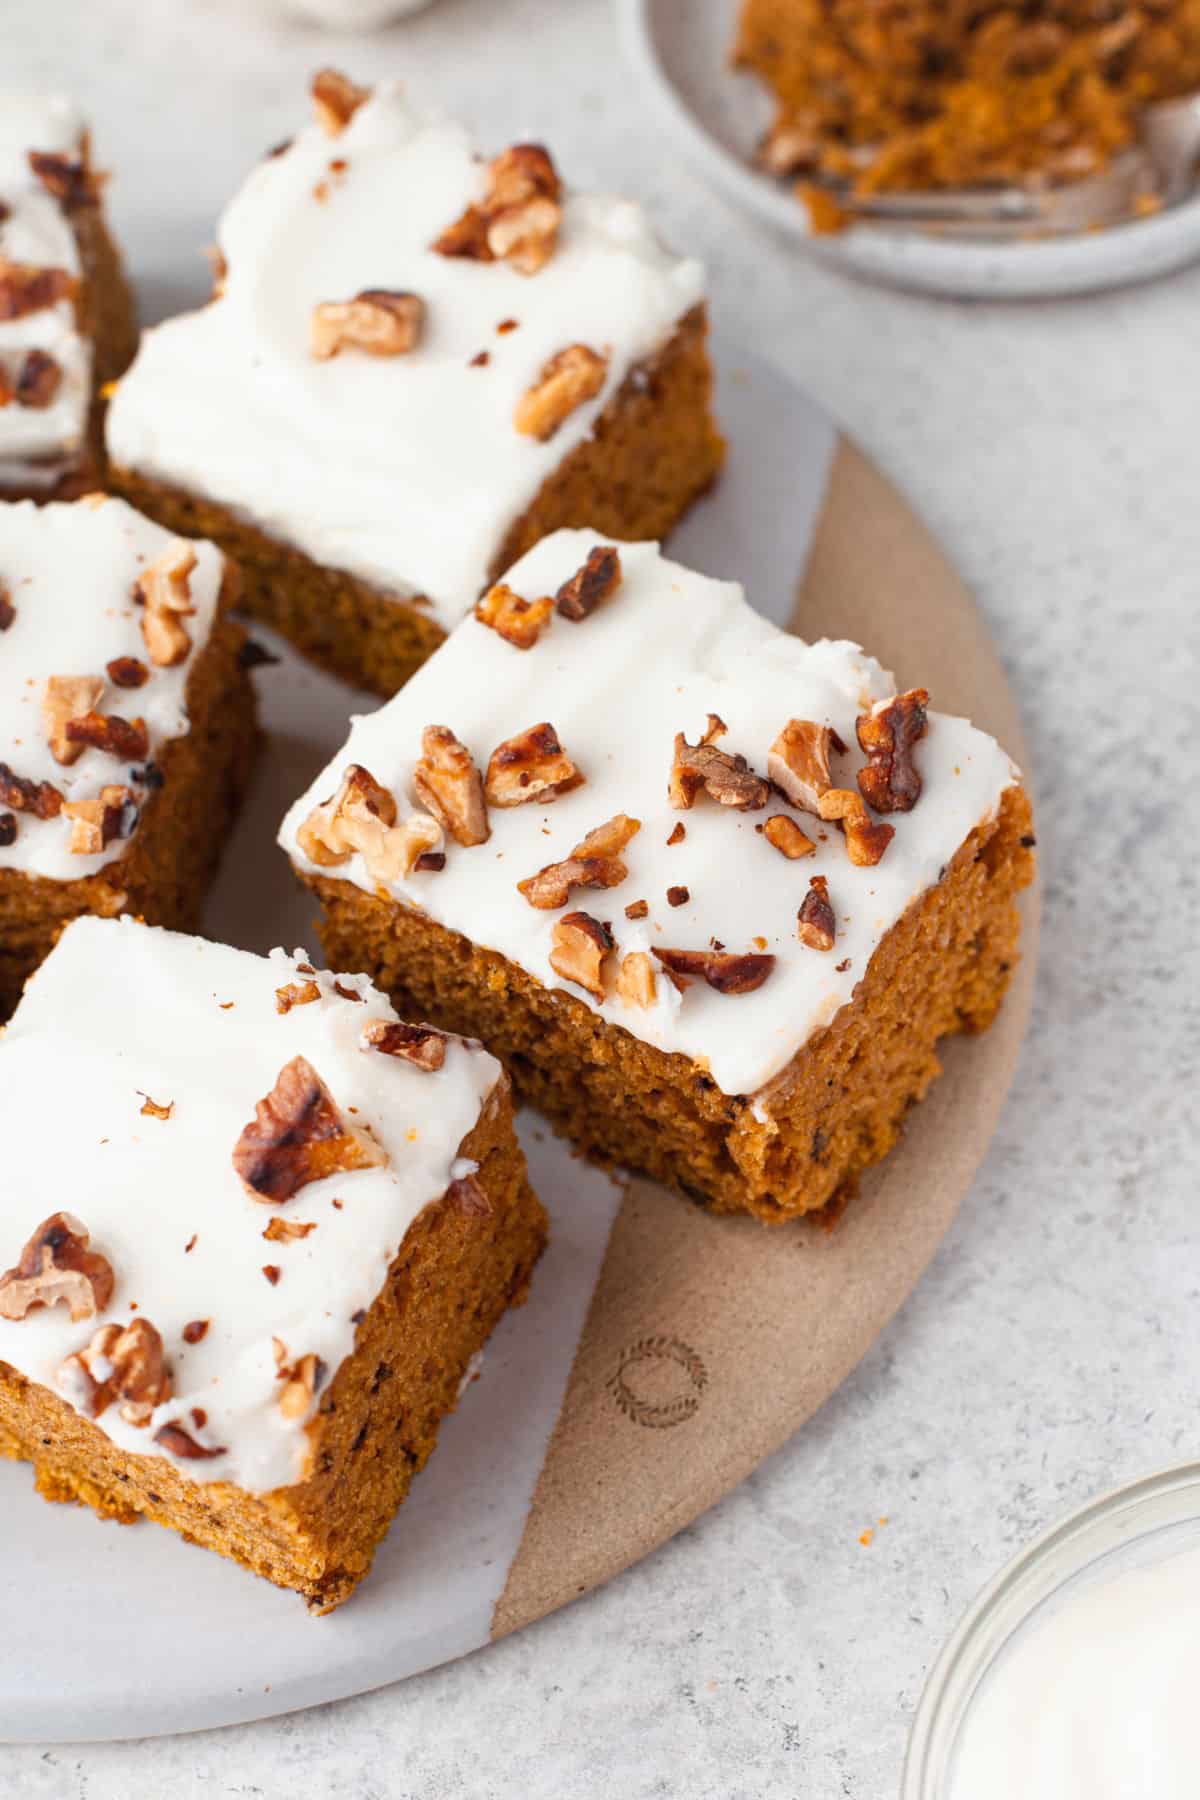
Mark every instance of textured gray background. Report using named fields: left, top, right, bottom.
left=7, top=0, right=1200, bottom=1794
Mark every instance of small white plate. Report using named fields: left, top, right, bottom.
left=619, top=0, right=1200, bottom=299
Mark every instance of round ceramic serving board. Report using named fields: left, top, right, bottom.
left=0, top=345, right=1038, bottom=1741
left=621, top=0, right=1200, bottom=300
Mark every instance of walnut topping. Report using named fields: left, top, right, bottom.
left=767, top=719, right=839, bottom=815
left=763, top=815, right=816, bottom=860
left=154, top=1419, right=226, bottom=1459
left=27, top=150, right=93, bottom=207
left=797, top=874, right=836, bottom=951
left=0, top=590, right=14, bottom=631
left=263, top=1216, right=317, bottom=1243
left=666, top=823, right=686, bottom=847
left=262, top=1264, right=281, bottom=1286
left=297, top=763, right=441, bottom=886
left=549, top=910, right=614, bottom=1000
left=63, top=784, right=138, bottom=854
left=232, top=1054, right=387, bottom=1203
left=434, top=142, right=562, bottom=274
left=361, top=1018, right=448, bottom=1071
left=0, top=761, right=62, bottom=819
left=514, top=345, right=607, bottom=440
left=0, top=1213, right=114, bottom=1323
left=182, top=1319, right=209, bottom=1344
left=312, top=68, right=370, bottom=135
left=670, top=715, right=769, bottom=811
left=0, top=814, right=14, bottom=847
left=64, top=710, right=150, bottom=763
left=517, top=812, right=640, bottom=910
left=0, top=262, right=75, bottom=322
left=616, top=950, right=657, bottom=1009
left=475, top=582, right=554, bottom=649
left=57, top=1319, right=171, bottom=1427
left=624, top=898, right=648, bottom=921
left=274, top=1342, right=327, bottom=1421
left=14, top=349, right=62, bottom=409
left=311, top=289, right=424, bottom=360
left=139, top=1093, right=173, bottom=1120
left=817, top=788, right=895, bottom=866
left=652, top=948, right=775, bottom=995
left=135, top=539, right=196, bottom=668
left=412, top=725, right=490, bottom=847
left=106, top=656, right=149, bottom=690
left=857, top=688, right=929, bottom=813
left=555, top=545, right=622, bottom=622
left=484, top=722, right=582, bottom=808
left=43, top=675, right=104, bottom=765
left=276, top=979, right=321, bottom=1014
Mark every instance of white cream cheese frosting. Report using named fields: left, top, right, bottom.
left=0, top=495, right=224, bottom=880
left=0, top=96, right=90, bottom=490
left=0, top=916, right=502, bottom=1491
left=279, top=531, right=1022, bottom=1098
left=105, top=81, right=706, bottom=630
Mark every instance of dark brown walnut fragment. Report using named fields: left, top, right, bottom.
left=0, top=760, right=62, bottom=818
left=276, top=979, right=321, bottom=1014
left=514, top=345, right=607, bottom=440
left=154, top=1420, right=226, bottom=1459
left=549, top=910, right=614, bottom=1000
left=43, top=675, right=104, bottom=765
left=857, top=688, right=929, bottom=814
left=0, top=589, right=14, bottom=631
left=64, top=710, right=150, bottom=763
left=139, top=1093, right=174, bottom=1120
left=475, top=582, right=554, bottom=649
left=768, top=719, right=840, bottom=814
left=817, top=788, right=894, bottom=867
left=652, top=948, right=775, bottom=995
left=298, top=763, right=440, bottom=885
left=27, top=150, right=94, bottom=208
left=412, top=726, right=489, bottom=847
left=312, top=68, right=370, bottom=136
left=0, top=1212, right=114, bottom=1323
left=485, top=722, right=582, bottom=808
left=518, top=812, right=640, bottom=909
left=14, top=349, right=62, bottom=408
left=797, top=874, right=836, bottom=951
left=232, top=1054, right=387, bottom=1203
left=616, top=950, right=657, bottom=1009
left=763, top=814, right=815, bottom=860
left=555, top=545, right=622, bottom=621
left=311, top=290, right=424, bottom=360
left=263, top=1216, right=317, bottom=1243
left=57, top=1319, right=171, bottom=1426
left=670, top=714, right=769, bottom=811
left=106, top=656, right=149, bottom=689
left=361, top=1018, right=448, bottom=1071
left=0, top=262, right=75, bottom=322
left=63, top=784, right=138, bottom=855
left=434, top=143, right=562, bottom=274
left=135, top=540, right=197, bottom=668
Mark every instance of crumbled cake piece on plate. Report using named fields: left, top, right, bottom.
left=0, top=916, right=545, bottom=1611
left=107, top=71, right=724, bottom=696
left=280, top=529, right=1035, bottom=1223
left=0, top=493, right=256, bottom=1011
left=0, top=95, right=136, bottom=497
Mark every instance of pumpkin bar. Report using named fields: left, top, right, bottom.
left=0, top=493, right=256, bottom=1013
left=0, top=916, right=546, bottom=1611
left=107, top=70, right=724, bottom=696
left=280, top=530, right=1035, bottom=1223
left=0, top=95, right=136, bottom=497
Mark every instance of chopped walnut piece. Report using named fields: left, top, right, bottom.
left=263, top=1216, right=317, bottom=1243
left=666, top=884, right=690, bottom=907
left=514, top=345, right=607, bottom=440
left=311, top=289, right=424, bottom=360
left=182, top=1319, right=208, bottom=1344
left=0, top=262, right=75, bottom=322
left=42, top=675, right=104, bottom=765
left=412, top=726, right=490, bottom=847
left=857, top=688, right=929, bottom=813
left=106, top=656, right=149, bottom=690
left=763, top=815, right=816, bottom=860
left=154, top=1420, right=226, bottom=1459
left=555, top=545, right=622, bottom=622
left=64, top=710, right=150, bottom=763
left=139, top=1093, right=174, bottom=1121
left=278, top=1351, right=326, bottom=1421
left=434, top=142, right=562, bottom=274
left=485, top=722, right=582, bottom=808
left=549, top=910, right=614, bottom=1000
left=361, top=1018, right=448, bottom=1071
left=768, top=719, right=839, bottom=815
left=232, top=1054, right=387, bottom=1203
left=58, top=1318, right=171, bottom=1427
left=312, top=68, right=370, bottom=135
left=63, top=784, right=138, bottom=855
left=135, top=539, right=196, bottom=668
left=0, top=761, right=61, bottom=818
left=797, top=874, right=836, bottom=951
left=0, top=814, right=15, bottom=847
left=0, top=1212, right=114, bottom=1323
left=276, top=979, right=321, bottom=1014
left=624, top=898, right=648, bottom=921
left=15, top=349, right=62, bottom=408
left=817, top=788, right=895, bottom=867
left=297, top=763, right=441, bottom=886
left=666, top=823, right=686, bottom=847
left=670, top=715, right=769, bottom=811
left=652, top=948, right=775, bottom=995
left=474, top=582, right=554, bottom=650
left=518, top=812, right=640, bottom=909
left=616, top=950, right=657, bottom=1009
left=0, top=590, right=14, bottom=631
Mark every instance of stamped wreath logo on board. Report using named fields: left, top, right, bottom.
left=608, top=1335, right=708, bottom=1429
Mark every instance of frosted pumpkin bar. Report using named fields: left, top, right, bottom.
left=0, top=95, right=136, bottom=498
left=0, top=917, right=546, bottom=1611
left=107, top=70, right=723, bottom=695
left=279, top=531, right=1035, bottom=1223
left=0, top=493, right=256, bottom=1013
